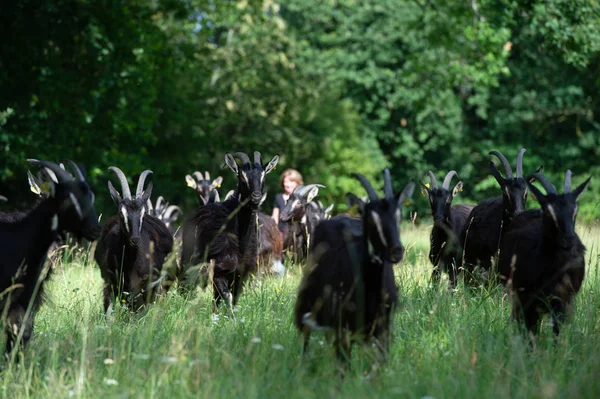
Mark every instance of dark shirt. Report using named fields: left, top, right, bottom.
left=273, top=193, right=287, bottom=231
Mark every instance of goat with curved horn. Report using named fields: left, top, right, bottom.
left=422, top=170, right=472, bottom=287
left=95, top=166, right=172, bottom=313
left=499, top=169, right=591, bottom=339
left=179, top=150, right=280, bottom=308
left=461, top=148, right=542, bottom=283
left=295, top=168, right=414, bottom=368
left=1, top=160, right=100, bottom=357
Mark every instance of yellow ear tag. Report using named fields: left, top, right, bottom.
left=185, top=176, right=196, bottom=188
left=30, top=184, right=41, bottom=195
left=404, top=200, right=411, bottom=206
left=421, top=183, right=430, bottom=197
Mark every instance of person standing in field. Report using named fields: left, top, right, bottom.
left=271, top=168, right=303, bottom=232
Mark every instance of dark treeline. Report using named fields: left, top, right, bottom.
left=0, top=0, right=598, bottom=220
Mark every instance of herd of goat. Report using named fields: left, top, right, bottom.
left=0, top=148, right=592, bottom=369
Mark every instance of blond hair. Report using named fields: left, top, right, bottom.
left=280, top=168, right=303, bottom=189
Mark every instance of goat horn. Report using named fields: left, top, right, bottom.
left=531, top=172, right=557, bottom=194
left=351, top=172, right=379, bottom=202
left=254, top=151, right=262, bottom=165
left=489, top=151, right=513, bottom=179
left=156, top=196, right=164, bottom=211
left=193, top=171, right=204, bottom=181
left=108, top=166, right=132, bottom=200
left=39, top=168, right=59, bottom=184
left=232, top=152, right=251, bottom=166
left=427, top=171, right=438, bottom=190
left=515, top=148, right=526, bottom=178
left=383, top=168, right=394, bottom=199
left=146, top=198, right=154, bottom=214
left=61, top=159, right=86, bottom=181
left=442, top=170, right=458, bottom=190
left=204, top=171, right=210, bottom=181
left=28, top=159, right=74, bottom=182
left=564, top=169, right=572, bottom=193
left=163, top=205, right=181, bottom=220
left=297, top=184, right=326, bottom=197
left=136, top=170, right=153, bottom=198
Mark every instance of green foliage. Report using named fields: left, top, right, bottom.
left=0, top=0, right=599, bottom=220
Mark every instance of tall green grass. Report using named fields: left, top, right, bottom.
left=1, top=224, right=599, bottom=398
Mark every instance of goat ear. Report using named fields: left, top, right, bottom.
left=225, top=190, right=236, bottom=201
left=108, top=181, right=122, bottom=204
left=306, top=186, right=319, bottom=203
left=397, top=182, right=415, bottom=207
left=572, top=176, right=591, bottom=201
left=141, top=181, right=153, bottom=202
left=489, top=161, right=504, bottom=185
left=452, top=181, right=463, bottom=198
left=346, top=193, right=365, bottom=215
left=185, top=175, right=197, bottom=189
left=264, top=155, right=279, bottom=175
left=211, top=176, right=223, bottom=189
left=527, top=181, right=546, bottom=205
left=526, top=165, right=544, bottom=183
left=28, top=170, right=45, bottom=196
left=224, top=153, right=239, bottom=174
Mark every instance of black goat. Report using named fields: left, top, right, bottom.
left=280, top=184, right=325, bottom=263
left=294, top=170, right=414, bottom=367
left=0, top=160, right=101, bottom=357
left=185, top=171, right=223, bottom=205
left=461, top=149, right=538, bottom=281
left=94, top=167, right=173, bottom=313
left=179, top=151, right=279, bottom=308
left=498, top=170, right=590, bottom=340
left=421, top=170, right=474, bottom=287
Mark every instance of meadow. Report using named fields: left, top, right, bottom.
left=1, top=223, right=599, bottom=399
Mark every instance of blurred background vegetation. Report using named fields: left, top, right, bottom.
left=0, top=0, right=598, bottom=221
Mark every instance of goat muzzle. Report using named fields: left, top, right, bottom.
left=250, top=193, right=262, bottom=204
left=389, top=245, right=404, bottom=263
